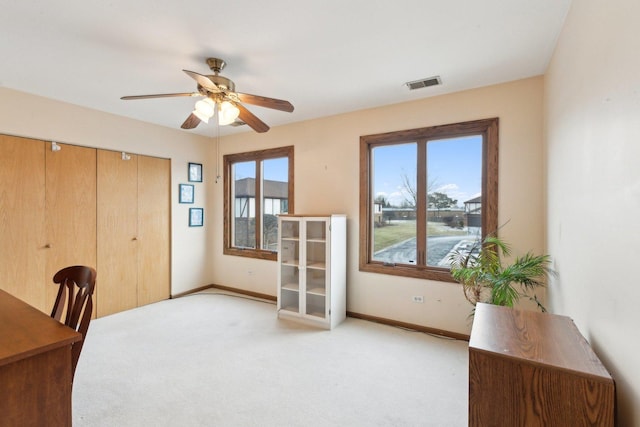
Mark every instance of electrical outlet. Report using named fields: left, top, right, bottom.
left=412, top=295, right=424, bottom=303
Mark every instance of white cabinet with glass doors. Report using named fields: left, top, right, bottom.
left=277, top=214, right=346, bottom=329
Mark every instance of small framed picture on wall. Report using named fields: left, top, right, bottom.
left=189, top=208, right=204, bottom=227
left=179, top=184, right=194, bottom=204
left=188, top=162, right=203, bottom=182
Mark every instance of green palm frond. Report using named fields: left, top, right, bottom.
left=449, top=233, right=552, bottom=313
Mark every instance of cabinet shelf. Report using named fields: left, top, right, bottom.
left=282, top=283, right=299, bottom=291
left=306, top=310, right=325, bottom=318
left=306, top=287, right=326, bottom=296
left=306, top=262, right=326, bottom=270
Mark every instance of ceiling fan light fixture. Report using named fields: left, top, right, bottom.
left=218, top=100, right=240, bottom=126
left=194, top=98, right=216, bottom=118
left=192, top=109, right=210, bottom=123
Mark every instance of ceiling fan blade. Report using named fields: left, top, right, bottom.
left=236, top=103, right=270, bottom=133
left=121, top=92, right=200, bottom=100
left=234, top=92, right=294, bottom=112
left=183, top=70, right=221, bottom=93
left=180, top=113, right=201, bottom=130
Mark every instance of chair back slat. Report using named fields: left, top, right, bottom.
left=51, top=265, right=97, bottom=377
left=51, top=283, right=68, bottom=321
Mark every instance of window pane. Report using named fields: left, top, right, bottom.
left=262, top=157, right=289, bottom=250
left=233, top=161, right=256, bottom=249
left=371, top=143, right=418, bottom=265
left=426, top=136, right=482, bottom=267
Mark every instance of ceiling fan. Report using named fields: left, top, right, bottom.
left=121, top=58, right=294, bottom=133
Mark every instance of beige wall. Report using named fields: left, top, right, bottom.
left=214, top=76, right=546, bottom=335
left=0, top=78, right=547, bottom=337
left=545, top=0, right=640, bottom=424
left=0, top=87, right=214, bottom=296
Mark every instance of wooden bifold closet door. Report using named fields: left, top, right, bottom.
left=97, top=150, right=139, bottom=316
left=45, top=143, right=97, bottom=311
left=137, top=155, right=171, bottom=307
left=0, top=136, right=97, bottom=314
left=0, top=135, right=46, bottom=311
left=97, top=151, right=170, bottom=317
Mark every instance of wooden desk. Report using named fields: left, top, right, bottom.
left=0, top=289, right=81, bottom=427
left=469, top=303, right=615, bottom=426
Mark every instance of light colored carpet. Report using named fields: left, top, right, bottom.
left=73, top=290, right=468, bottom=426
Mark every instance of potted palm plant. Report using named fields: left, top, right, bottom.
left=448, top=234, right=552, bottom=313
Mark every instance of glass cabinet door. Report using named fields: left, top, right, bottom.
left=279, top=219, right=300, bottom=313
left=305, top=220, right=327, bottom=318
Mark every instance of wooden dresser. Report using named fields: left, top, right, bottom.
left=468, top=303, right=615, bottom=426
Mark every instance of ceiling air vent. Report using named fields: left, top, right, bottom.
left=405, top=76, right=442, bottom=90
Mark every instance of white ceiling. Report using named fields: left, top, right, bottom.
left=0, top=0, right=572, bottom=136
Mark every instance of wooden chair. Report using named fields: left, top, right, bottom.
left=50, top=265, right=97, bottom=376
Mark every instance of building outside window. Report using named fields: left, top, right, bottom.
left=232, top=177, right=289, bottom=250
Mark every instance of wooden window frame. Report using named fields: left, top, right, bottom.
left=223, top=146, right=294, bottom=261
left=359, top=118, right=499, bottom=282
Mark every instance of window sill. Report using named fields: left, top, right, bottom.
left=359, top=262, right=457, bottom=283
left=223, top=247, right=277, bottom=261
